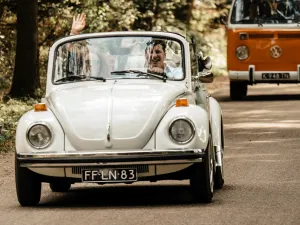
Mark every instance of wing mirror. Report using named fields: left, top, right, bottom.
left=220, top=14, right=228, bottom=27
left=192, top=72, right=214, bottom=83
left=198, top=51, right=213, bottom=71
left=203, top=56, right=212, bottom=70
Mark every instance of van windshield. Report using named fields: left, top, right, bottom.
left=231, top=0, right=300, bottom=24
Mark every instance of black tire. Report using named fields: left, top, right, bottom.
left=214, top=119, right=224, bottom=189
left=190, top=138, right=214, bottom=203
left=230, top=81, right=248, bottom=100
left=15, top=155, right=41, bottom=206
left=50, top=182, right=71, bottom=192
left=214, top=166, right=224, bottom=189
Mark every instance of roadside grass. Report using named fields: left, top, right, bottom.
left=0, top=94, right=37, bottom=153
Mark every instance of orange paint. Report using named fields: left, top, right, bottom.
left=227, top=28, right=300, bottom=72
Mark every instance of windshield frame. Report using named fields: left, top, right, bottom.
left=51, top=33, right=186, bottom=85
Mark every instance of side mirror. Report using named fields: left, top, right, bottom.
left=220, top=14, right=228, bottom=27
left=198, top=53, right=213, bottom=72
left=203, top=56, right=212, bottom=70
left=198, top=72, right=214, bottom=83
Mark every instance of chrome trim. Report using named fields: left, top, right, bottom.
left=21, top=159, right=201, bottom=168
left=18, top=149, right=203, bottom=158
left=270, top=45, right=282, bottom=59
left=214, top=145, right=223, bottom=167
left=168, top=117, right=196, bottom=145
left=229, top=69, right=300, bottom=82
left=26, top=122, right=53, bottom=149
left=17, top=149, right=204, bottom=167
left=249, top=65, right=255, bottom=84
left=106, top=82, right=114, bottom=147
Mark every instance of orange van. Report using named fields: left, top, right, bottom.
left=227, top=0, right=300, bottom=100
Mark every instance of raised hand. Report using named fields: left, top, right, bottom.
left=71, top=13, right=86, bottom=35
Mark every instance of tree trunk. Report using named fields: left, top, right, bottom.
left=9, top=0, right=39, bottom=98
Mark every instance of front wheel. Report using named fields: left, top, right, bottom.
left=190, top=138, right=214, bottom=203
left=214, top=120, right=225, bottom=189
left=230, top=81, right=248, bottom=100
left=15, top=154, right=41, bottom=206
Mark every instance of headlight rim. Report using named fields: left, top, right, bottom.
left=26, top=122, right=53, bottom=149
left=236, top=45, right=249, bottom=60
left=168, top=117, right=196, bottom=145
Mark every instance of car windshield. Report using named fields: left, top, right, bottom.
left=53, top=36, right=184, bottom=83
left=231, top=0, right=300, bottom=24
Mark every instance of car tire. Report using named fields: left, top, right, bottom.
left=190, top=138, right=214, bottom=203
left=214, top=120, right=224, bottom=189
left=230, top=81, right=247, bottom=100
left=15, top=154, right=41, bottom=206
left=214, top=166, right=224, bottom=189
left=49, top=182, right=71, bottom=192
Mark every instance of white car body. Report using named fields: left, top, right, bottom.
left=15, top=31, right=224, bottom=206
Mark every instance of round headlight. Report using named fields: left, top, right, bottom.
left=169, top=118, right=195, bottom=144
left=27, top=123, right=53, bottom=149
left=236, top=46, right=249, bottom=60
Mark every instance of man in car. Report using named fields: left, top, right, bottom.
left=144, top=39, right=182, bottom=79
left=70, top=13, right=183, bottom=79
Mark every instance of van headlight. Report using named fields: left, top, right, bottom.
left=169, top=118, right=195, bottom=144
left=236, top=46, right=249, bottom=60
left=27, top=123, right=53, bottom=149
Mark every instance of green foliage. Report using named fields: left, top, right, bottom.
left=0, top=97, right=37, bottom=152
left=0, top=0, right=230, bottom=151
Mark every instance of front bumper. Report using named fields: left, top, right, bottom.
left=17, top=149, right=205, bottom=168
left=229, top=65, right=300, bottom=84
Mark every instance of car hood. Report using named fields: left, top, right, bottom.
left=48, top=81, right=186, bottom=150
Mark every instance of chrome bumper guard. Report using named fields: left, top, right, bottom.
left=229, top=65, right=300, bottom=83
left=17, top=149, right=205, bottom=167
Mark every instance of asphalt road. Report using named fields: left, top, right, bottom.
left=1, top=82, right=300, bottom=225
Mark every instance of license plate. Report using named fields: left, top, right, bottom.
left=262, top=73, right=290, bottom=79
left=82, top=168, right=137, bottom=183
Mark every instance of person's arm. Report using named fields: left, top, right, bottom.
left=70, top=13, right=86, bottom=35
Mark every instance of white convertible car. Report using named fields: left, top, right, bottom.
left=15, top=31, right=225, bottom=206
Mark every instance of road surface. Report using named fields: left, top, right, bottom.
left=1, top=81, right=300, bottom=225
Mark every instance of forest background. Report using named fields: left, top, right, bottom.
left=0, top=0, right=231, bottom=152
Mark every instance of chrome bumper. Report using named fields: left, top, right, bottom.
left=229, top=65, right=300, bottom=83
left=17, top=149, right=205, bottom=167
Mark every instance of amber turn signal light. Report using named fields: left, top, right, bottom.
left=176, top=98, right=189, bottom=107
left=34, top=103, right=47, bottom=112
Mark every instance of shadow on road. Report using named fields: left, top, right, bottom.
left=214, top=94, right=300, bottom=103
left=37, top=184, right=225, bottom=208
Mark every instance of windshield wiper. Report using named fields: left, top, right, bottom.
left=55, top=75, right=106, bottom=83
left=55, top=75, right=87, bottom=83
left=111, top=70, right=167, bottom=82
left=89, top=76, right=106, bottom=82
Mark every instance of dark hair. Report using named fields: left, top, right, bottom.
left=146, top=39, right=166, bottom=52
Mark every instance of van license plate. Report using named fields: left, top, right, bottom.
left=262, top=73, right=290, bottom=79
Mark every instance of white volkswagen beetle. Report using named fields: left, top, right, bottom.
left=15, top=31, right=224, bottom=206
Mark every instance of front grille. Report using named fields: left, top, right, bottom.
left=71, top=165, right=149, bottom=174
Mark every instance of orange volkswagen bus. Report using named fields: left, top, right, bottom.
left=227, top=0, right=300, bottom=100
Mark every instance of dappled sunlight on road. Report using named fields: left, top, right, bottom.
left=225, top=122, right=300, bottom=129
